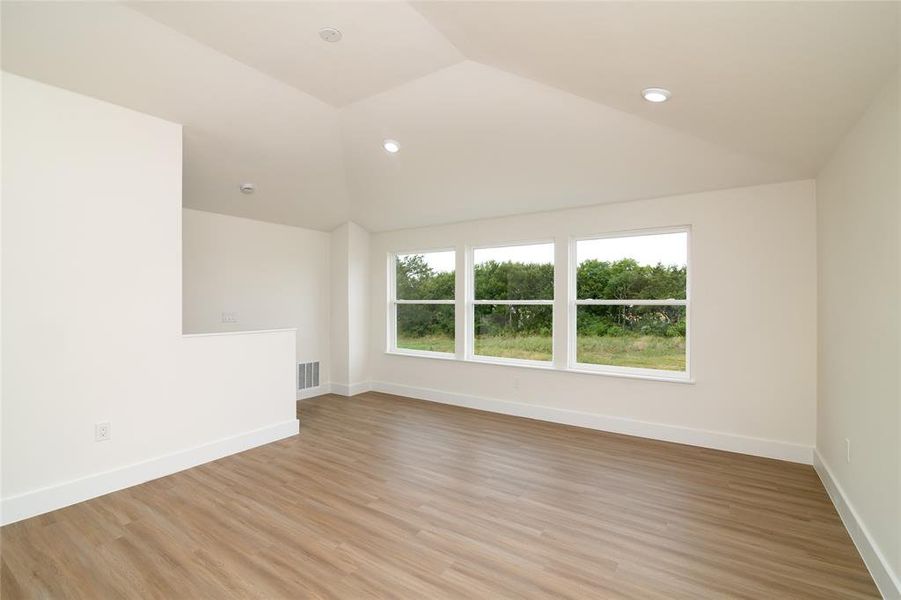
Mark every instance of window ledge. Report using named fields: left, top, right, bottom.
left=466, top=356, right=556, bottom=371
left=384, top=351, right=694, bottom=384
left=564, top=366, right=694, bottom=384
left=386, top=349, right=457, bottom=361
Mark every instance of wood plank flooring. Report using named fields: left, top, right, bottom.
left=1, top=392, right=878, bottom=599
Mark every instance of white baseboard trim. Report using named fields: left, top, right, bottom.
left=297, top=384, right=332, bottom=400
left=814, top=450, right=900, bottom=599
left=331, top=381, right=372, bottom=397
left=369, top=381, right=813, bottom=464
left=0, top=419, right=300, bottom=526
left=296, top=382, right=371, bottom=400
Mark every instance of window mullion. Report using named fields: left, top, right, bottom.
left=472, top=299, right=553, bottom=305
left=455, top=245, right=466, bottom=360
left=574, top=299, right=687, bottom=306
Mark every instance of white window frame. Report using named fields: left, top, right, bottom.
left=466, top=239, right=556, bottom=368
left=387, top=248, right=457, bottom=359
left=567, top=226, right=691, bottom=382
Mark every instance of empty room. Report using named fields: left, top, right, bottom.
left=1, top=1, right=899, bottom=598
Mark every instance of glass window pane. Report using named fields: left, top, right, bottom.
left=474, top=243, right=554, bottom=300
left=396, top=304, right=455, bottom=353
left=474, top=304, right=552, bottom=361
left=576, top=232, right=686, bottom=300
left=576, top=305, right=686, bottom=371
left=396, top=251, right=455, bottom=300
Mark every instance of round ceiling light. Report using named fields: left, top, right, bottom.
left=383, top=139, right=400, bottom=154
left=239, top=182, right=256, bottom=194
left=319, top=27, right=342, bottom=43
left=642, top=87, right=672, bottom=103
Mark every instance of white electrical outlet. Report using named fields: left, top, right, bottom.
left=845, top=438, right=851, bottom=463
left=221, top=312, right=238, bottom=324
left=95, top=422, right=111, bottom=442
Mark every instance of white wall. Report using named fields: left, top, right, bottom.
left=182, top=208, right=331, bottom=380
left=329, top=222, right=370, bottom=392
left=369, top=180, right=818, bottom=462
left=347, top=222, right=371, bottom=386
left=1, top=73, right=298, bottom=524
left=816, top=72, right=900, bottom=596
left=330, top=223, right=350, bottom=387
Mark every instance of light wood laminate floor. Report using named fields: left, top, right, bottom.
left=1, top=392, right=878, bottom=599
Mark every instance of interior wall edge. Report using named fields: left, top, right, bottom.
left=0, top=419, right=300, bottom=527
left=814, top=450, right=901, bottom=599
left=368, top=381, right=813, bottom=464
left=298, top=383, right=333, bottom=401
left=330, top=382, right=374, bottom=397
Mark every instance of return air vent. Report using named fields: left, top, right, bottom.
left=298, top=361, right=320, bottom=390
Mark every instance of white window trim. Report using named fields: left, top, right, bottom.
left=472, top=299, right=554, bottom=305
left=388, top=248, right=456, bottom=358
left=385, top=226, right=693, bottom=384
left=466, top=239, right=556, bottom=366
left=567, top=225, right=691, bottom=381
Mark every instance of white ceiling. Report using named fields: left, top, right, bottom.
left=2, top=1, right=349, bottom=229
left=340, top=60, right=800, bottom=231
left=2, top=1, right=898, bottom=232
left=413, top=1, right=901, bottom=176
left=130, top=2, right=463, bottom=107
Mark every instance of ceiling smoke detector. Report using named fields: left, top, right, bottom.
left=239, top=183, right=256, bottom=194
left=319, top=27, right=342, bottom=43
left=383, top=139, right=400, bottom=153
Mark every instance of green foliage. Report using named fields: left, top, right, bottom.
left=394, top=255, right=687, bottom=344
left=395, top=255, right=456, bottom=339
left=397, top=334, right=685, bottom=370
left=577, top=258, right=685, bottom=300
left=474, top=304, right=552, bottom=338
left=577, top=334, right=685, bottom=370
left=396, top=255, right=454, bottom=300
left=396, top=304, right=454, bottom=339
left=474, top=260, right=553, bottom=300
left=576, top=305, right=685, bottom=338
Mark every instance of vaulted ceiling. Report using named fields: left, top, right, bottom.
left=3, top=1, right=898, bottom=232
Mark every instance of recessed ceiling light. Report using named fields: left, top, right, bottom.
left=642, top=87, right=671, bottom=103
left=319, top=27, right=342, bottom=43
left=383, top=139, right=400, bottom=154
left=239, top=182, right=256, bottom=194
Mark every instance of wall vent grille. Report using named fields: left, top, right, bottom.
left=298, top=361, right=320, bottom=390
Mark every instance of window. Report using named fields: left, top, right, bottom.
left=391, top=250, right=455, bottom=355
left=471, top=242, right=554, bottom=363
left=572, top=229, right=688, bottom=376
left=387, top=228, right=690, bottom=383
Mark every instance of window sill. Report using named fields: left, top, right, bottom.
left=565, top=366, right=693, bottom=384
left=466, top=355, right=556, bottom=371
left=387, top=349, right=457, bottom=361
left=384, top=351, right=694, bottom=384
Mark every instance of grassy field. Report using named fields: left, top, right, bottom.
left=576, top=335, right=685, bottom=370
left=397, top=334, right=685, bottom=370
left=397, top=335, right=456, bottom=354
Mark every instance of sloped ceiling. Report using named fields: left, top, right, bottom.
left=2, top=1, right=349, bottom=229
left=130, top=1, right=463, bottom=107
left=2, top=1, right=898, bottom=232
left=413, top=1, right=901, bottom=175
left=340, top=60, right=800, bottom=232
